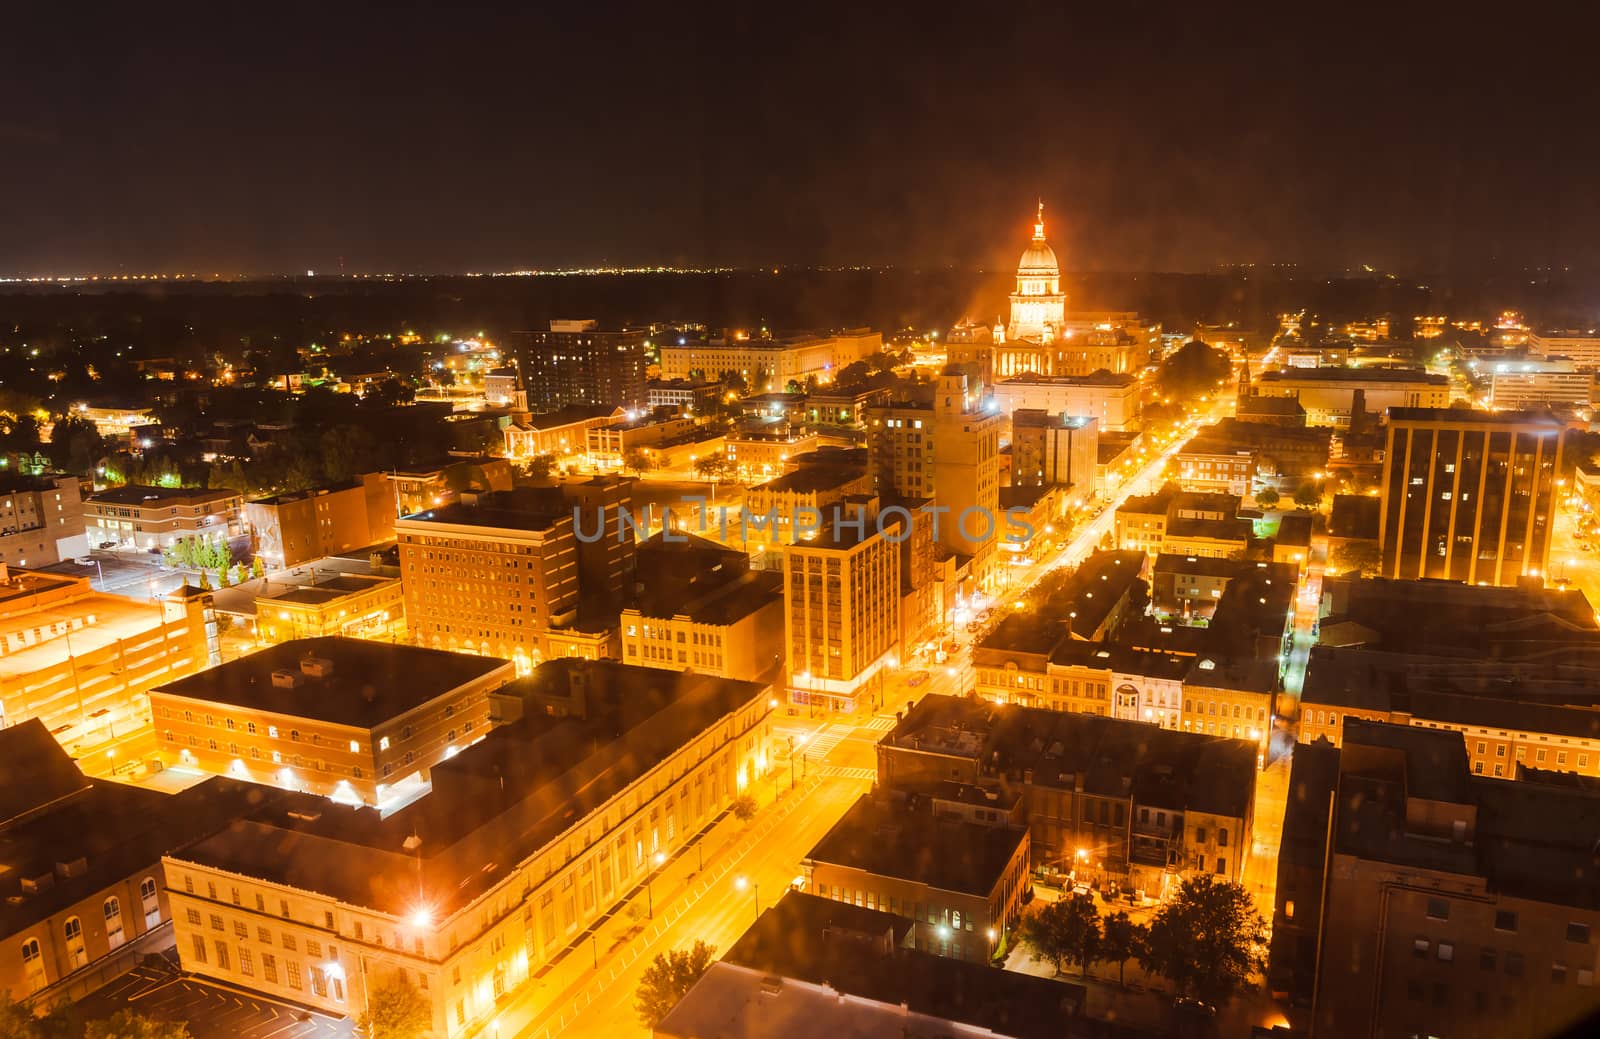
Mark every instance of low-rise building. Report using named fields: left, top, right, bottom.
left=660, top=890, right=1089, bottom=1039
left=877, top=695, right=1258, bottom=894
left=0, top=568, right=216, bottom=775
left=150, top=637, right=514, bottom=806
left=1298, top=719, right=1600, bottom=1038
left=501, top=404, right=624, bottom=461
left=1115, top=485, right=1250, bottom=558
left=1172, top=438, right=1255, bottom=495
left=245, top=473, right=395, bottom=569
left=0, top=721, right=257, bottom=1004
left=621, top=555, right=784, bottom=683
left=1255, top=366, right=1450, bottom=428
left=1180, top=655, right=1277, bottom=758
left=388, top=458, right=514, bottom=518
left=990, top=372, right=1141, bottom=431
left=0, top=473, right=87, bottom=568
left=83, top=485, right=243, bottom=551
left=1487, top=358, right=1594, bottom=409
left=163, top=661, right=775, bottom=1037
left=645, top=378, right=720, bottom=414
left=801, top=794, right=1030, bottom=963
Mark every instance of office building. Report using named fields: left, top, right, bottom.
left=164, top=662, right=775, bottom=1037
left=990, top=371, right=1141, bottom=431
left=1172, top=438, right=1255, bottom=495
left=0, top=473, right=87, bottom=567
left=395, top=490, right=580, bottom=667
left=784, top=508, right=901, bottom=712
left=1379, top=408, right=1564, bottom=585
left=512, top=319, right=649, bottom=408
left=1487, top=359, right=1594, bottom=409
left=224, top=557, right=405, bottom=645
left=866, top=372, right=1002, bottom=585
left=1255, top=366, right=1450, bottom=428
left=245, top=473, right=395, bottom=569
left=1114, top=485, right=1252, bottom=558
left=1530, top=329, right=1600, bottom=367
left=741, top=466, right=873, bottom=556
left=150, top=637, right=513, bottom=806
left=622, top=532, right=785, bottom=683
left=387, top=458, right=514, bottom=518
left=1009, top=410, right=1097, bottom=507
left=657, top=329, right=878, bottom=392
left=82, top=485, right=243, bottom=551
left=877, top=695, right=1257, bottom=894
left=1296, top=719, right=1600, bottom=1038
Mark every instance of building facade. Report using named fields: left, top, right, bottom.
left=83, top=485, right=243, bottom=551
left=1379, top=408, right=1563, bottom=585
left=784, top=514, right=901, bottom=712
left=246, top=473, right=395, bottom=569
left=512, top=320, right=649, bottom=409
left=0, top=474, right=87, bottom=568
left=990, top=373, right=1141, bottom=432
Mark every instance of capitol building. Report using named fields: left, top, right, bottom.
left=969, top=202, right=1158, bottom=380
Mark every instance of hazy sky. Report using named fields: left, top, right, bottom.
left=4, top=2, right=1597, bottom=277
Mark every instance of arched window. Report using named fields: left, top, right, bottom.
left=104, top=896, right=125, bottom=949
left=20, top=937, right=46, bottom=993
left=140, top=876, right=161, bottom=928
left=63, top=916, right=87, bottom=968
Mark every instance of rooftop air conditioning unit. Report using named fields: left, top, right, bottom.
left=271, top=669, right=306, bottom=689
left=301, top=656, right=335, bottom=678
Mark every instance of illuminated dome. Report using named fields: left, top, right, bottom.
left=1007, top=200, right=1066, bottom=343
left=1018, top=203, right=1059, bottom=273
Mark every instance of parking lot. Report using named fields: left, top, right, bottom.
left=75, top=958, right=352, bottom=1039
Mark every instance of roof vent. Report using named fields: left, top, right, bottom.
left=21, top=872, right=55, bottom=895
left=759, top=976, right=783, bottom=996
left=54, top=857, right=88, bottom=879
left=301, top=656, right=335, bottom=678
left=271, top=669, right=305, bottom=689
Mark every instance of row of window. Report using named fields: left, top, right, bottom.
left=17, top=881, right=161, bottom=990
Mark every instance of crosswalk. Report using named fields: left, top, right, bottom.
left=816, top=764, right=878, bottom=781
left=861, top=715, right=897, bottom=732
left=799, top=722, right=854, bottom=760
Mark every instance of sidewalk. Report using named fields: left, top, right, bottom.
left=466, top=770, right=821, bottom=1039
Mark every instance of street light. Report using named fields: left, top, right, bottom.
left=734, top=875, right=760, bottom=922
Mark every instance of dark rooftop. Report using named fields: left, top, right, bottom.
left=153, top=637, right=513, bottom=729
left=1327, top=493, right=1381, bottom=540
left=398, top=487, right=570, bottom=531
left=171, top=661, right=768, bottom=918
left=753, top=465, right=866, bottom=495
left=86, top=484, right=238, bottom=506
left=805, top=795, right=1026, bottom=897
left=883, top=695, right=1258, bottom=819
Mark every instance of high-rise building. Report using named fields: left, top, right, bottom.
left=395, top=490, right=579, bottom=667
left=1009, top=410, right=1098, bottom=506
left=1379, top=408, right=1564, bottom=585
left=512, top=319, right=649, bottom=409
left=865, top=372, right=1002, bottom=586
left=784, top=509, right=901, bottom=712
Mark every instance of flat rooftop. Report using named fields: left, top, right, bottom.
left=152, top=637, right=510, bottom=728
left=85, top=484, right=237, bottom=506
left=1260, top=366, right=1447, bottom=385
left=396, top=488, right=568, bottom=531
left=884, top=694, right=1257, bottom=818
left=171, top=662, right=767, bottom=918
left=996, top=371, right=1137, bottom=388
left=806, top=795, right=1025, bottom=897
left=753, top=465, right=866, bottom=495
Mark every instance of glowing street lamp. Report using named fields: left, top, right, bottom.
left=734, top=875, right=760, bottom=922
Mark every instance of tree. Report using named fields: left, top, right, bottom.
left=50, top=414, right=107, bottom=475
left=525, top=453, right=558, bottom=481
left=1018, top=893, right=1101, bottom=976
left=1137, top=873, right=1267, bottom=1008
left=1099, top=910, right=1144, bottom=987
left=1329, top=538, right=1382, bottom=577
left=1155, top=340, right=1231, bottom=400
left=1293, top=481, right=1323, bottom=510
left=359, top=972, right=432, bottom=1039
left=1253, top=486, right=1280, bottom=509
left=718, top=369, right=748, bottom=395
left=84, top=1011, right=193, bottom=1039
left=0, top=996, right=79, bottom=1039
left=623, top=448, right=653, bottom=476
left=251, top=556, right=266, bottom=579
left=731, top=794, right=757, bottom=820
left=694, top=454, right=730, bottom=480
left=636, top=940, right=717, bottom=1027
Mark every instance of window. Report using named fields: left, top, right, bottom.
left=63, top=917, right=86, bottom=968
left=1413, top=937, right=1430, bottom=958
left=1480, top=948, right=1497, bottom=971
left=1568, top=922, right=1591, bottom=944
left=187, top=908, right=202, bottom=926
left=1495, top=910, right=1518, bottom=932
left=263, top=953, right=278, bottom=983
left=192, top=934, right=208, bottom=964
left=140, top=877, right=159, bottom=926
left=286, top=961, right=302, bottom=989
left=239, top=948, right=254, bottom=977
left=1437, top=942, right=1454, bottom=962
left=1218, top=828, right=1229, bottom=848
left=214, top=941, right=229, bottom=970
left=1552, top=962, right=1568, bottom=985
left=1425, top=898, right=1450, bottom=921
left=1506, top=951, right=1525, bottom=976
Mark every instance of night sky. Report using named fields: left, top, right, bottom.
left=4, top=3, right=1597, bottom=278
